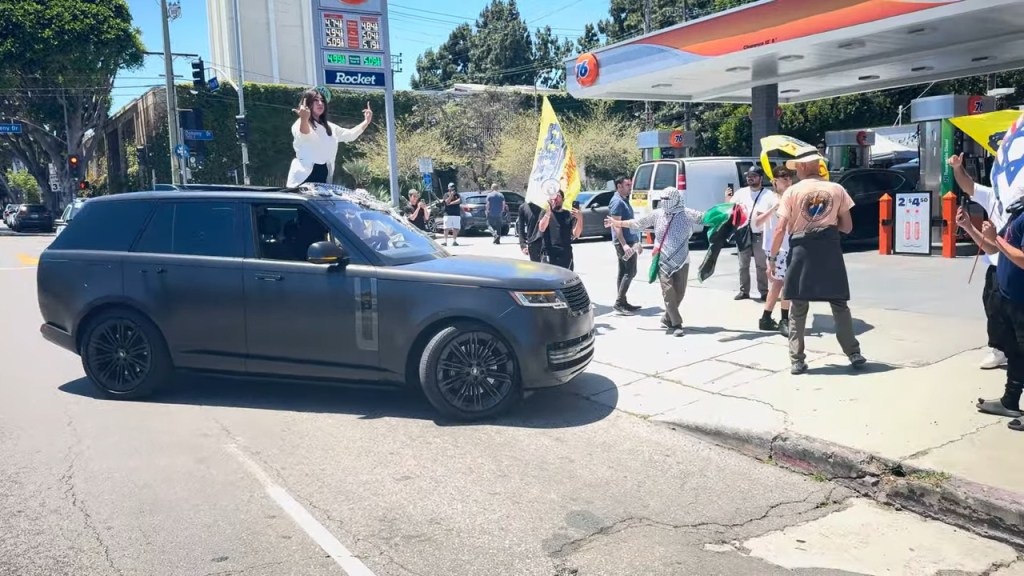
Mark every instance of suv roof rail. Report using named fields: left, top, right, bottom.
left=151, top=183, right=290, bottom=192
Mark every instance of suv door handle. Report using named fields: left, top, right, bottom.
left=255, top=274, right=283, bottom=281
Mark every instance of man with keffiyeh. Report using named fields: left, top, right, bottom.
left=605, top=187, right=704, bottom=337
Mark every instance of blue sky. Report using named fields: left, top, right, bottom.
left=113, top=0, right=608, bottom=112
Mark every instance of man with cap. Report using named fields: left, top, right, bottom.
left=771, top=150, right=866, bottom=375
left=405, top=188, right=429, bottom=231
left=727, top=166, right=773, bottom=301
left=442, top=182, right=461, bottom=246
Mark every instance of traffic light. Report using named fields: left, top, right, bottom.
left=191, top=58, right=206, bottom=90
left=78, top=180, right=90, bottom=193
left=68, top=154, right=80, bottom=177
left=235, top=115, right=248, bottom=141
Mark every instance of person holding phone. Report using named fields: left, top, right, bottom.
left=538, top=190, right=583, bottom=269
left=286, top=88, right=372, bottom=187
left=729, top=167, right=773, bottom=301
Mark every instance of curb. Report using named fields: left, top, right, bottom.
left=657, top=421, right=1024, bottom=550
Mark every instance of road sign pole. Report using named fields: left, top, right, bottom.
left=233, top=0, right=251, bottom=185
left=160, top=0, right=181, bottom=185
left=381, top=0, right=400, bottom=207
left=178, top=124, right=189, bottom=184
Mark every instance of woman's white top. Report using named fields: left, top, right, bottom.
left=286, top=119, right=367, bottom=187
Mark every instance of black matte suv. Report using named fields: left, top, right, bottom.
left=36, top=184, right=594, bottom=420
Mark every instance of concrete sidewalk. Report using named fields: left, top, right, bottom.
left=455, top=236, right=1024, bottom=546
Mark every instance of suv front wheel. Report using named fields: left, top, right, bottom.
left=418, top=321, right=522, bottom=420
left=81, top=308, right=172, bottom=399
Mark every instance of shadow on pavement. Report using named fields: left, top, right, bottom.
left=58, top=373, right=617, bottom=429
left=808, top=314, right=875, bottom=337
left=810, top=361, right=899, bottom=376
left=689, top=325, right=781, bottom=343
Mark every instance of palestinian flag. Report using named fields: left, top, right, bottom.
left=698, top=203, right=748, bottom=283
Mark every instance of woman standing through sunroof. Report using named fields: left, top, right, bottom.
left=287, top=87, right=373, bottom=187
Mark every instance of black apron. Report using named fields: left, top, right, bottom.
left=783, top=226, right=850, bottom=302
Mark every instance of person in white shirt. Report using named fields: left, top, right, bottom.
left=726, top=166, right=773, bottom=301
left=755, top=166, right=793, bottom=336
left=286, top=89, right=372, bottom=187
left=949, top=153, right=1015, bottom=369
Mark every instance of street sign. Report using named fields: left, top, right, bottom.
left=184, top=129, right=214, bottom=141
left=323, top=69, right=386, bottom=88
left=174, top=144, right=190, bottom=159
left=0, top=123, right=23, bottom=134
left=207, top=77, right=220, bottom=91
left=423, top=173, right=432, bottom=188
left=417, top=157, right=433, bottom=174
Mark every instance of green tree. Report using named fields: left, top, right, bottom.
left=0, top=0, right=144, bottom=207
left=470, top=0, right=535, bottom=86
left=534, top=26, right=575, bottom=88
left=6, top=168, right=41, bottom=204
left=410, top=23, right=474, bottom=90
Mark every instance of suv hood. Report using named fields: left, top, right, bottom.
left=391, top=255, right=579, bottom=290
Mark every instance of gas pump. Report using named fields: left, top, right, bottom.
left=637, top=129, right=695, bottom=161
left=910, top=94, right=995, bottom=245
left=824, top=129, right=874, bottom=173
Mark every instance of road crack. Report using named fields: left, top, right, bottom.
left=901, top=421, right=1004, bottom=461
left=551, top=487, right=841, bottom=558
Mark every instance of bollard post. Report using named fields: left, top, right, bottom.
left=878, top=193, right=893, bottom=255
left=942, top=191, right=957, bottom=258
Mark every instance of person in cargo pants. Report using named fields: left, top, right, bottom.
left=728, top=167, right=773, bottom=301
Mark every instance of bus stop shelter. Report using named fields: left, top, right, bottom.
left=564, top=0, right=1024, bottom=155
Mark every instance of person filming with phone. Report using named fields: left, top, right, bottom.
left=538, top=190, right=583, bottom=270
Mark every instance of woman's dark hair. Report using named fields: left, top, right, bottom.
left=300, top=89, right=332, bottom=136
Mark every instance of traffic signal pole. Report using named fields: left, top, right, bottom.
left=232, top=0, right=251, bottom=185
left=160, top=0, right=181, bottom=185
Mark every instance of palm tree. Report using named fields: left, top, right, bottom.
left=342, top=160, right=371, bottom=188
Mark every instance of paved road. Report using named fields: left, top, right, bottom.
left=0, top=229, right=1015, bottom=576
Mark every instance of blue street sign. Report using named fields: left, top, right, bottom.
left=184, top=129, right=214, bottom=141
left=323, top=69, right=386, bottom=89
left=423, top=173, right=432, bottom=188
left=174, top=144, right=189, bottom=159
left=0, top=123, right=23, bottom=134
left=207, top=77, right=220, bottom=91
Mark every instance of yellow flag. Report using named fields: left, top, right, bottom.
left=949, top=110, right=1022, bottom=155
left=526, top=97, right=581, bottom=207
left=759, top=134, right=829, bottom=181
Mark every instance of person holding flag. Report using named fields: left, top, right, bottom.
left=538, top=190, right=583, bottom=269
left=525, top=96, right=581, bottom=224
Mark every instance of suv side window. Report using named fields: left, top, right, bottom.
left=652, top=163, right=677, bottom=189
left=49, top=200, right=154, bottom=251
left=134, top=201, right=242, bottom=257
left=253, top=204, right=331, bottom=262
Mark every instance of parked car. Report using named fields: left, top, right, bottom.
left=3, top=203, right=19, bottom=226
left=54, top=198, right=88, bottom=237
left=9, top=203, right=54, bottom=233
left=37, top=184, right=594, bottom=420
left=631, top=156, right=760, bottom=238
left=432, top=190, right=526, bottom=235
left=889, top=157, right=920, bottom=189
left=574, top=190, right=615, bottom=239
left=832, top=168, right=916, bottom=241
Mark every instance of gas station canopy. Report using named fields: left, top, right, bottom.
left=565, top=0, right=1024, bottom=104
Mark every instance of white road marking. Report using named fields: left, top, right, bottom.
left=0, top=266, right=35, bottom=271
left=225, top=444, right=378, bottom=576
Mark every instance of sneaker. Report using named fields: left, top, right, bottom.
left=791, top=361, right=808, bottom=375
left=673, top=327, right=685, bottom=337
left=759, top=317, right=779, bottom=331
left=613, top=304, right=634, bottom=316
left=779, top=321, right=790, bottom=338
left=734, top=292, right=750, bottom=301
left=660, top=317, right=672, bottom=329
left=849, top=353, right=868, bottom=368
left=980, top=349, right=1007, bottom=370
left=624, top=303, right=642, bottom=312
left=452, top=241, right=460, bottom=246
left=666, top=325, right=682, bottom=335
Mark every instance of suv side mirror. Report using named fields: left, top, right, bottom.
left=307, top=241, right=349, bottom=267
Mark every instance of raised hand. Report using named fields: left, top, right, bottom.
left=947, top=153, right=964, bottom=168
left=363, top=101, right=373, bottom=123
left=293, top=101, right=310, bottom=121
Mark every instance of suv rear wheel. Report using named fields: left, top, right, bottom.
left=418, top=321, right=522, bottom=420
left=81, top=309, right=172, bottom=399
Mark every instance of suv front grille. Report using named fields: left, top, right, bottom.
left=561, top=281, right=591, bottom=315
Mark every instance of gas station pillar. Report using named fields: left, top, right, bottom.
left=751, top=84, right=780, bottom=157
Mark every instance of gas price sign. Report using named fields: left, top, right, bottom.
left=320, top=12, right=381, bottom=52
left=893, top=191, right=932, bottom=255
left=314, top=0, right=390, bottom=91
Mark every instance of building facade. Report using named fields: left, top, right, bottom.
left=206, top=0, right=317, bottom=87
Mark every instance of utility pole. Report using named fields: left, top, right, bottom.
left=232, top=0, right=251, bottom=185
left=160, top=0, right=181, bottom=185
left=381, top=0, right=400, bottom=207
left=682, top=0, right=691, bottom=155
left=643, top=0, right=653, bottom=129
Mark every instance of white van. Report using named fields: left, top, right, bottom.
left=630, top=156, right=759, bottom=237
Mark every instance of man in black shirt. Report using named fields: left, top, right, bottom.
left=518, top=201, right=544, bottom=262
left=539, top=190, right=583, bottom=269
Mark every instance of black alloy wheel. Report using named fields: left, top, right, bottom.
left=419, top=323, right=521, bottom=420
left=81, top=310, right=171, bottom=398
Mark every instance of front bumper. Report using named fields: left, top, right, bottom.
left=508, top=304, right=595, bottom=390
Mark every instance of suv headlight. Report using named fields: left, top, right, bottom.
left=509, top=290, right=568, bottom=309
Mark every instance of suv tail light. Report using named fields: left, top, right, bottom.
left=677, top=172, right=687, bottom=190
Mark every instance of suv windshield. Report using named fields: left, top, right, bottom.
left=310, top=188, right=447, bottom=266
